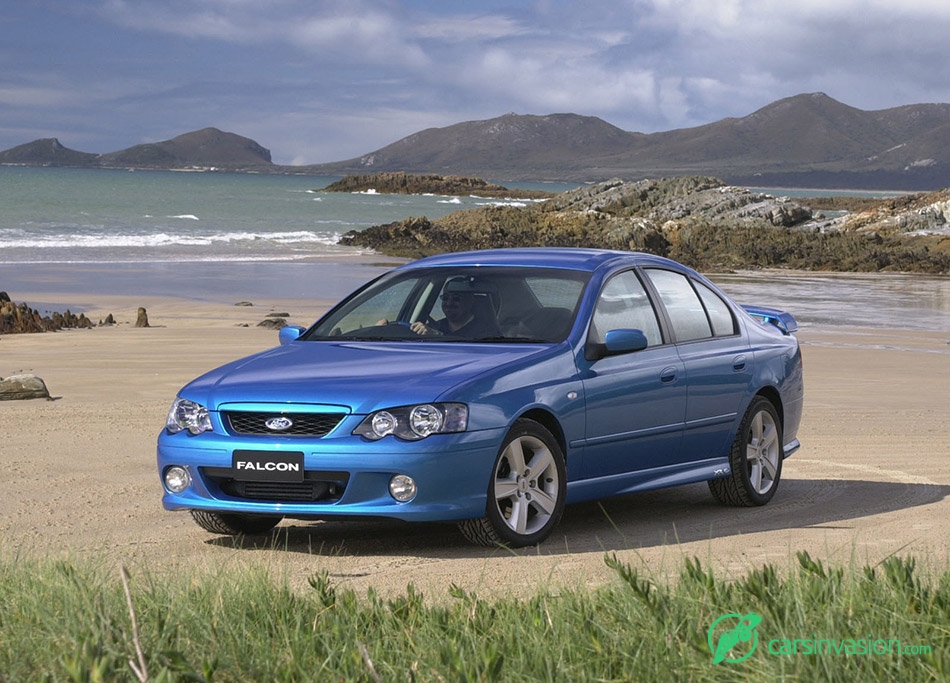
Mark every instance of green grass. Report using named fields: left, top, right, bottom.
left=0, top=550, right=946, bottom=682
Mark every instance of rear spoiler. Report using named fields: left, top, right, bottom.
left=741, top=305, right=799, bottom=335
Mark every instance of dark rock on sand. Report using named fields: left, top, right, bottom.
left=1, top=294, right=94, bottom=334
left=0, top=374, right=51, bottom=401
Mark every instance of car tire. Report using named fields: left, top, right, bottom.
left=458, top=418, right=566, bottom=547
left=709, top=396, right=783, bottom=507
left=190, top=510, right=283, bottom=535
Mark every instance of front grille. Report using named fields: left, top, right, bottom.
left=224, top=411, right=343, bottom=437
left=204, top=468, right=349, bottom=503
left=223, top=480, right=340, bottom=502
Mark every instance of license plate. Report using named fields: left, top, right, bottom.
left=231, top=450, right=305, bottom=482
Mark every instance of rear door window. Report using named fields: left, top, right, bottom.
left=644, top=269, right=712, bottom=342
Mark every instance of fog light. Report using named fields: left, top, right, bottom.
left=389, top=474, right=417, bottom=502
left=164, top=466, right=191, bottom=493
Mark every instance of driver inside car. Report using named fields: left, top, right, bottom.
left=410, top=277, right=499, bottom=339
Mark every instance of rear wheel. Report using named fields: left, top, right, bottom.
left=190, top=510, right=282, bottom=535
left=458, top=419, right=566, bottom=547
left=709, top=396, right=783, bottom=506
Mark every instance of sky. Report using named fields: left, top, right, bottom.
left=3, top=0, right=950, bottom=165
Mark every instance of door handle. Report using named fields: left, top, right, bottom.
left=660, top=366, right=678, bottom=383
left=733, top=355, right=747, bottom=372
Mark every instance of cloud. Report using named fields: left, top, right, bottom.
left=413, top=14, right=529, bottom=42
left=7, top=0, right=950, bottom=161
left=0, top=85, right=75, bottom=108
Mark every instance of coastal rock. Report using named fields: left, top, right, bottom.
left=1, top=293, right=101, bottom=334
left=257, top=318, right=288, bottom=330
left=0, top=374, right=51, bottom=401
left=52, top=310, right=93, bottom=329
left=1, top=298, right=54, bottom=333
left=339, top=175, right=950, bottom=273
left=321, top=172, right=553, bottom=199
left=339, top=176, right=814, bottom=257
left=135, top=307, right=150, bottom=328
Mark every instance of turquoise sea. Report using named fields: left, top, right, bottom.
left=0, top=166, right=570, bottom=302
left=1, top=166, right=948, bottom=330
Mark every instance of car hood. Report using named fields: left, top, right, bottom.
left=181, top=340, right=551, bottom=414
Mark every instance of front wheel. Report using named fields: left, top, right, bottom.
left=190, top=510, right=282, bottom=535
left=458, top=419, right=566, bottom=547
left=709, top=396, right=783, bottom=506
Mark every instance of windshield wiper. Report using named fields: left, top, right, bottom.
left=437, top=336, right=552, bottom=343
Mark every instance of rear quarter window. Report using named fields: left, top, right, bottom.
left=694, top=281, right=737, bottom=337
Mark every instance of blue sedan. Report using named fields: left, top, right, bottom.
left=157, top=248, right=803, bottom=547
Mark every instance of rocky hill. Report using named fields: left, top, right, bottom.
left=319, top=114, right=635, bottom=181
left=339, top=176, right=950, bottom=274
left=97, top=128, right=272, bottom=170
left=5, top=93, right=950, bottom=188
left=0, top=128, right=272, bottom=171
left=307, top=94, right=950, bottom=189
left=0, top=138, right=98, bottom=167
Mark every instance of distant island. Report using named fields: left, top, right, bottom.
left=5, top=93, right=950, bottom=190
left=0, top=128, right=272, bottom=173
left=320, top=172, right=554, bottom=199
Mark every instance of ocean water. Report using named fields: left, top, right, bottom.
left=0, top=166, right=567, bottom=264
left=1, top=166, right=948, bottom=330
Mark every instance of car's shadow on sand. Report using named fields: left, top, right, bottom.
left=207, top=477, right=950, bottom=558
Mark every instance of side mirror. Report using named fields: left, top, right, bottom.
left=605, top=328, right=649, bottom=353
left=587, top=328, right=649, bottom=360
left=278, top=325, right=306, bottom=345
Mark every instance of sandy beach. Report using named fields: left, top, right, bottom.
left=2, top=292, right=949, bottom=598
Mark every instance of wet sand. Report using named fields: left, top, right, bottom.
left=1, top=293, right=948, bottom=597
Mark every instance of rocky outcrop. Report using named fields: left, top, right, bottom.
left=339, top=176, right=814, bottom=255
left=339, top=176, right=950, bottom=273
left=0, top=374, right=51, bottom=401
left=321, top=172, right=553, bottom=199
left=135, top=307, right=150, bottom=328
left=0, top=292, right=94, bottom=334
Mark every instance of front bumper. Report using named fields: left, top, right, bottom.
left=156, top=426, right=506, bottom=522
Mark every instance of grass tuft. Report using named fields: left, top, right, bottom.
left=0, top=551, right=946, bottom=681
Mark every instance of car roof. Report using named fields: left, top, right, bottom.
left=401, top=248, right=684, bottom=273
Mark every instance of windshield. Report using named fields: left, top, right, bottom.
left=305, top=266, right=590, bottom=343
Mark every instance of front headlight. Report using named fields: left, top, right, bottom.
left=166, top=398, right=212, bottom=435
left=354, top=403, right=468, bottom=441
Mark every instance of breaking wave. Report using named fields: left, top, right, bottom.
left=0, top=229, right=341, bottom=250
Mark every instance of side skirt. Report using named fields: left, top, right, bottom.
left=565, top=457, right=731, bottom=505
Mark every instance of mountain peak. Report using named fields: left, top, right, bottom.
left=97, top=128, right=272, bottom=169
left=0, top=137, right=98, bottom=166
